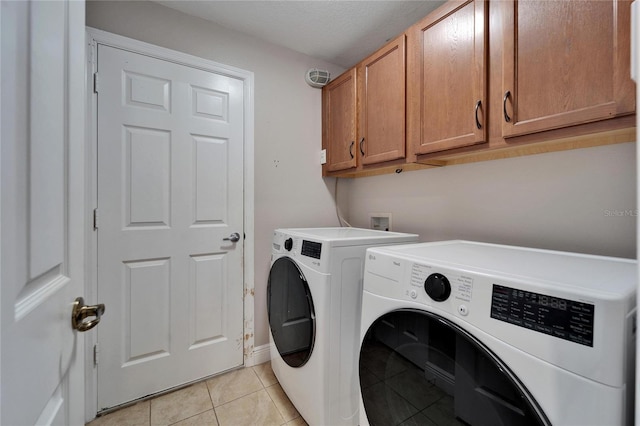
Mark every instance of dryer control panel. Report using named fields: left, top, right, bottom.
left=301, top=240, right=322, bottom=259
left=272, top=231, right=325, bottom=271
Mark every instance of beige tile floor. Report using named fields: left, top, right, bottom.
left=87, top=362, right=308, bottom=426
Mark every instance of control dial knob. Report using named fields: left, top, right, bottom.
left=424, top=273, right=451, bottom=302
left=284, top=238, right=293, bottom=251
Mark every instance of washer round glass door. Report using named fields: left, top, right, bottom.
left=267, top=256, right=316, bottom=368
left=359, top=309, right=549, bottom=426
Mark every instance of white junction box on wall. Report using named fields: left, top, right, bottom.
left=370, top=213, right=392, bottom=231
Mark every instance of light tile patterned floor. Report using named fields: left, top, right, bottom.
left=87, top=362, right=307, bottom=426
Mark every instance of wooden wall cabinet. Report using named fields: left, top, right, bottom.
left=357, top=34, right=406, bottom=166
left=407, top=0, right=487, bottom=156
left=500, top=0, right=635, bottom=139
left=323, top=35, right=408, bottom=176
left=322, top=0, right=636, bottom=177
left=411, top=0, right=636, bottom=167
left=322, top=68, right=357, bottom=172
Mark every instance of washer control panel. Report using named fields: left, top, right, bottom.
left=490, top=284, right=595, bottom=347
left=410, top=263, right=474, bottom=303
left=424, top=273, right=452, bottom=301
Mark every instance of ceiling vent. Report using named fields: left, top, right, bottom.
left=305, top=68, right=331, bottom=88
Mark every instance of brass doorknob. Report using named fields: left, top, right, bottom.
left=71, top=297, right=105, bottom=332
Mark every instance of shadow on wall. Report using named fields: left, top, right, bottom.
left=342, top=142, right=636, bottom=259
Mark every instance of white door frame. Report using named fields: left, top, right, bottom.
left=84, top=27, right=255, bottom=421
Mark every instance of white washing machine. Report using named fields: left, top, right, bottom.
left=267, top=227, right=418, bottom=425
left=359, top=240, right=637, bottom=426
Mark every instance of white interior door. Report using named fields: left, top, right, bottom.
left=96, top=44, right=245, bottom=410
left=1, top=1, right=87, bottom=425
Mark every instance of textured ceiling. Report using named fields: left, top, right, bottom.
left=154, top=1, right=445, bottom=68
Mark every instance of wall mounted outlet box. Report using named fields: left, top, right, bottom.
left=320, top=149, right=327, bottom=165
left=370, top=213, right=392, bottom=231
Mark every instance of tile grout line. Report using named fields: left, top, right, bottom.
left=203, top=376, right=224, bottom=426
left=207, top=367, right=268, bottom=416
left=253, top=364, right=287, bottom=422
left=164, top=407, right=214, bottom=426
left=262, top=383, right=288, bottom=426
left=151, top=383, right=215, bottom=426
left=198, top=382, right=221, bottom=426
left=221, top=366, right=293, bottom=425
left=205, top=376, right=222, bottom=426
left=95, top=365, right=281, bottom=426
left=251, top=366, right=289, bottom=426
left=257, top=368, right=302, bottom=425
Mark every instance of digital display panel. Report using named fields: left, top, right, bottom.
left=490, top=284, right=594, bottom=347
left=301, top=240, right=322, bottom=259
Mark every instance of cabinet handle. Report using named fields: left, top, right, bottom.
left=474, top=100, right=482, bottom=129
left=349, top=141, right=354, bottom=159
left=359, top=137, right=365, bottom=156
left=503, top=90, right=512, bottom=123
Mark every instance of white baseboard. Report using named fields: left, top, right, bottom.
left=250, top=343, right=271, bottom=366
left=253, top=343, right=271, bottom=365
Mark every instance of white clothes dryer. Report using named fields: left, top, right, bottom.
left=359, top=241, right=636, bottom=426
left=267, top=228, right=418, bottom=426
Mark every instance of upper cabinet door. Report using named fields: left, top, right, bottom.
left=408, top=0, right=487, bottom=155
left=501, top=0, right=635, bottom=138
left=358, top=34, right=406, bottom=165
left=323, top=68, right=357, bottom=172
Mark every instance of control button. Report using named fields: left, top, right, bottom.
left=424, top=273, right=451, bottom=302
left=284, top=238, right=293, bottom=251
left=458, top=305, right=469, bottom=316
left=409, top=290, right=418, bottom=299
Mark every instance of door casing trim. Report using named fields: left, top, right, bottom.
left=84, top=27, right=255, bottom=422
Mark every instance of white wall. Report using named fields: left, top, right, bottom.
left=86, top=0, right=637, bottom=351
left=344, top=142, right=637, bottom=259
left=86, top=0, right=345, bottom=348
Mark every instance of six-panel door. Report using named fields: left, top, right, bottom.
left=1, top=1, right=86, bottom=424
left=96, top=44, right=245, bottom=409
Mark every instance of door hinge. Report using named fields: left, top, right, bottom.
left=93, top=343, right=99, bottom=367
left=93, top=72, right=99, bottom=93
left=93, top=208, right=99, bottom=230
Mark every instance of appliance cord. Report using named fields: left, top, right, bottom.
left=334, top=178, right=352, bottom=227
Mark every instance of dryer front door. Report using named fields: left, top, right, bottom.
left=359, top=309, right=548, bottom=426
left=268, top=257, right=316, bottom=367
